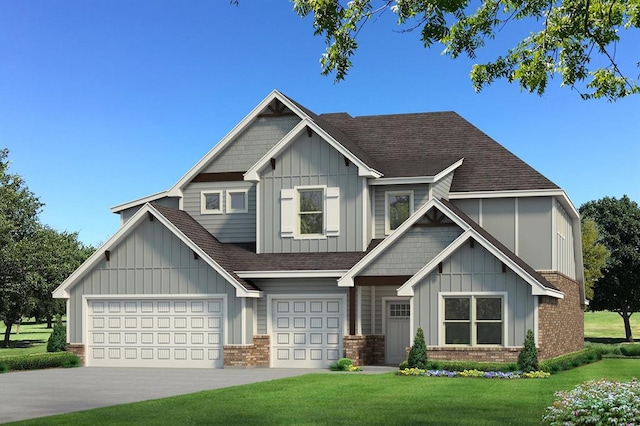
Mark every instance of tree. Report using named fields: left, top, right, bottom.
left=581, top=217, right=610, bottom=300
left=291, top=0, right=640, bottom=101
left=517, top=329, right=538, bottom=372
left=407, top=326, right=428, bottom=369
left=0, top=149, right=43, bottom=347
left=580, top=196, right=640, bottom=342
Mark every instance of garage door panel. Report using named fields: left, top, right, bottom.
left=87, top=298, right=224, bottom=368
left=271, top=297, right=344, bottom=368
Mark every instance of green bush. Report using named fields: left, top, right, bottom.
left=47, top=315, right=67, bottom=353
left=517, top=329, right=538, bottom=372
left=539, top=348, right=601, bottom=373
left=584, top=341, right=622, bottom=356
left=619, top=344, right=640, bottom=357
left=0, top=362, right=8, bottom=373
left=398, top=360, right=409, bottom=370
left=425, top=360, right=518, bottom=372
left=329, top=357, right=354, bottom=371
left=0, top=352, right=80, bottom=372
left=407, top=327, right=427, bottom=369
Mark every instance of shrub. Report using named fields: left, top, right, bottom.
left=47, top=315, right=67, bottom=353
left=620, top=344, right=640, bottom=357
left=398, top=360, right=409, bottom=370
left=425, top=360, right=517, bottom=372
left=517, top=329, right=538, bottom=372
left=407, top=327, right=427, bottom=369
left=329, top=357, right=354, bottom=371
left=0, top=362, right=8, bottom=374
left=539, top=348, right=601, bottom=373
left=0, top=352, right=80, bottom=372
left=542, top=379, right=640, bottom=425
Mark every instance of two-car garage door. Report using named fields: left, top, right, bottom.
left=86, top=297, right=224, bottom=368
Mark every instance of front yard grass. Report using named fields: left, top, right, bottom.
left=10, top=358, right=640, bottom=426
left=0, top=320, right=54, bottom=357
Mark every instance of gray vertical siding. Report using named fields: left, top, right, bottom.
left=359, top=286, right=372, bottom=335
left=182, top=182, right=256, bottom=243
left=413, top=243, right=535, bottom=347
left=372, top=286, right=400, bottom=336
left=253, top=278, right=348, bottom=335
left=204, top=116, right=301, bottom=173
left=482, top=198, right=516, bottom=252
left=361, top=226, right=463, bottom=276
left=452, top=199, right=479, bottom=223
left=68, top=218, right=243, bottom=344
left=259, top=132, right=364, bottom=253
left=432, top=172, right=454, bottom=200
left=518, top=197, right=553, bottom=270
left=374, top=184, right=430, bottom=238
left=555, top=202, right=576, bottom=279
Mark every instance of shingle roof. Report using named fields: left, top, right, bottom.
left=440, top=198, right=560, bottom=292
left=151, top=204, right=261, bottom=292
left=319, top=111, right=559, bottom=192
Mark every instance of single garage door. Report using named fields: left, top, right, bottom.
left=271, top=297, right=344, bottom=368
left=87, top=297, right=224, bottom=368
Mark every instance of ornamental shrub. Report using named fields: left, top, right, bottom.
left=0, top=352, right=80, bottom=372
left=330, top=357, right=354, bottom=371
left=47, top=315, right=67, bottom=353
left=542, top=379, right=640, bottom=425
left=539, top=348, right=601, bottom=373
left=407, top=327, right=427, bottom=369
left=620, top=344, right=640, bottom=357
left=517, top=329, right=538, bottom=372
left=426, top=360, right=518, bottom=372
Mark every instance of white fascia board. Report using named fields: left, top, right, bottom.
left=245, top=118, right=381, bottom=181
left=110, top=190, right=170, bottom=214
left=167, top=90, right=310, bottom=196
left=368, top=159, right=463, bottom=186
left=337, top=198, right=470, bottom=287
left=433, top=158, right=464, bottom=182
left=53, top=203, right=262, bottom=299
left=236, top=270, right=348, bottom=279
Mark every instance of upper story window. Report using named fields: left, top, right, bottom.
left=201, top=191, right=222, bottom=214
left=298, top=188, right=324, bottom=235
left=226, top=190, right=248, bottom=214
left=280, top=186, right=340, bottom=239
left=442, top=295, right=504, bottom=346
left=385, top=191, right=414, bottom=234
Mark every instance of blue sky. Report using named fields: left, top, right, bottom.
left=2, top=1, right=639, bottom=246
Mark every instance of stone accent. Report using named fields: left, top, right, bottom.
left=343, top=335, right=385, bottom=365
left=427, top=347, right=520, bottom=363
left=223, top=335, right=270, bottom=368
left=66, top=344, right=86, bottom=365
left=537, top=272, right=584, bottom=360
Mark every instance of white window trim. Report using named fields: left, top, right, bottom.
left=384, top=190, right=414, bottom=235
left=226, top=189, right=249, bottom=214
left=438, top=292, right=508, bottom=347
left=295, top=185, right=327, bottom=240
left=201, top=191, right=223, bottom=215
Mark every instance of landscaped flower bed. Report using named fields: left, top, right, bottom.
left=396, top=368, right=550, bottom=379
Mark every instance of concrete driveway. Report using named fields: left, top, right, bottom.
left=0, top=366, right=395, bottom=423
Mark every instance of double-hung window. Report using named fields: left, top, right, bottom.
left=298, top=188, right=324, bottom=235
left=385, top=191, right=413, bottom=234
left=280, top=186, right=340, bottom=238
left=443, top=295, right=504, bottom=345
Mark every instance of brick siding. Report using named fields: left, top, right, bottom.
left=66, top=344, right=86, bottom=365
left=537, top=272, right=584, bottom=359
left=343, top=335, right=386, bottom=365
left=427, top=347, right=520, bottom=363
left=223, top=335, right=270, bottom=367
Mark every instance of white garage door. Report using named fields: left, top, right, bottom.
left=271, top=297, right=344, bottom=368
left=87, top=298, right=224, bottom=368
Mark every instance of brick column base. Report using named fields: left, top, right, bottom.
left=223, top=335, right=270, bottom=368
left=427, top=347, right=520, bottom=363
left=66, top=344, right=86, bottom=365
left=343, top=335, right=385, bottom=366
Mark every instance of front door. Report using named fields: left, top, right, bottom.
left=385, top=301, right=411, bottom=365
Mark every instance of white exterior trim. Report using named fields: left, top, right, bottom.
left=256, top=181, right=261, bottom=254
left=236, top=270, right=348, bottom=279
left=110, top=190, right=170, bottom=213
left=226, top=189, right=249, bottom=214
left=201, top=190, right=223, bottom=215
left=369, top=158, right=464, bottom=186
left=356, top=286, right=362, bottom=335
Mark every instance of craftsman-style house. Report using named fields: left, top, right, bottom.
left=54, top=90, right=585, bottom=368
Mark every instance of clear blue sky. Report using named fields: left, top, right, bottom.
left=2, top=1, right=639, bottom=246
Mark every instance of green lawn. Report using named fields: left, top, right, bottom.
left=0, top=320, right=54, bottom=356
left=584, top=310, right=640, bottom=343
left=9, top=359, right=640, bottom=426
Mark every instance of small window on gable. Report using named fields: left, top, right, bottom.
left=385, top=191, right=414, bottom=234
left=201, top=191, right=222, bottom=215
left=226, top=190, right=248, bottom=214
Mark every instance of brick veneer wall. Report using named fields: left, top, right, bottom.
left=223, top=335, right=270, bottom=368
left=343, top=335, right=385, bottom=365
left=427, top=347, right=520, bottom=363
left=537, top=272, right=584, bottom=360
left=66, top=344, right=85, bottom=365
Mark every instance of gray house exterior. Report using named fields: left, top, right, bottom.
left=54, top=90, right=585, bottom=368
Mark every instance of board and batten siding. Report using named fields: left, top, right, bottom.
left=203, top=116, right=301, bottom=173
left=67, top=218, right=243, bottom=344
left=259, top=132, right=365, bottom=253
left=182, top=181, right=256, bottom=243
left=374, top=184, right=430, bottom=238
left=413, top=242, right=535, bottom=347
left=452, top=197, right=553, bottom=271
left=555, top=201, right=576, bottom=279
left=253, top=278, right=349, bottom=335
left=361, top=226, right=463, bottom=276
